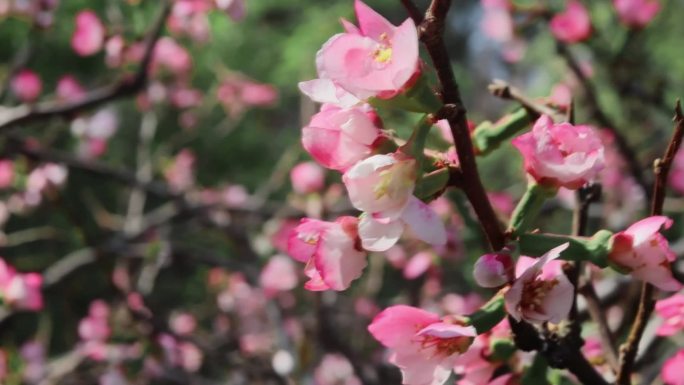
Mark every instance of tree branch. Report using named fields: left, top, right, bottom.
left=420, top=0, right=506, bottom=250
left=0, top=0, right=172, bottom=131
left=617, top=100, right=684, bottom=385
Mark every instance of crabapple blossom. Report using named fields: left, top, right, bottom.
left=663, top=349, right=684, bottom=385
left=656, top=293, right=684, bottom=336
left=357, top=196, right=447, bottom=252
left=216, top=0, right=246, bottom=21
left=343, top=153, right=416, bottom=220
left=290, top=162, right=325, bottom=194
left=613, top=0, right=660, bottom=28
left=314, top=354, right=361, bottom=385
left=298, top=79, right=361, bottom=108
left=549, top=1, right=592, bottom=43
left=11, top=69, right=42, bottom=103
left=473, top=252, right=514, bottom=288
left=259, top=255, right=298, bottom=297
left=512, top=115, right=605, bottom=189
left=71, top=10, right=105, bottom=56
left=403, top=251, right=434, bottom=280
left=164, top=149, right=196, bottom=192
left=0, top=160, right=14, bottom=189
left=217, top=75, right=279, bottom=118
left=504, top=243, right=574, bottom=324
left=56, top=75, right=85, bottom=101
left=609, top=216, right=682, bottom=291
left=303, top=104, right=382, bottom=171
left=309, top=0, right=420, bottom=100
left=0, top=258, right=43, bottom=311
left=368, top=305, right=476, bottom=385
left=287, top=216, right=367, bottom=291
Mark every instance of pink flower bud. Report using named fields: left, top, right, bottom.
left=11, top=69, right=42, bottom=103
left=71, top=10, right=105, bottom=56
left=664, top=349, right=684, bottom=385
left=473, top=252, right=513, bottom=288
left=512, top=115, right=605, bottom=189
left=302, top=104, right=382, bottom=171
left=290, top=162, right=325, bottom=194
left=550, top=1, right=592, bottom=43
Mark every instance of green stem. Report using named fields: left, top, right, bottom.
left=472, top=108, right=532, bottom=155
left=518, top=230, right=613, bottom=267
left=465, top=293, right=506, bottom=334
left=508, top=183, right=556, bottom=236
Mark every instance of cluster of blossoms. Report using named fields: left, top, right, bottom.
left=281, top=1, right=682, bottom=384
left=0, top=257, right=42, bottom=312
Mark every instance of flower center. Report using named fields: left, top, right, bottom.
left=520, top=278, right=559, bottom=313
left=419, top=335, right=472, bottom=357
left=372, top=33, right=393, bottom=64
left=297, top=232, right=319, bottom=245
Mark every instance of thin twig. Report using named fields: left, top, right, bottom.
left=420, top=0, right=506, bottom=250
left=0, top=0, right=172, bottom=131
left=617, top=100, right=684, bottom=385
left=488, top=79, right=563, bottom=121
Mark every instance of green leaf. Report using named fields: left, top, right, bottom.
left=522, top=354, right=550, bottom=385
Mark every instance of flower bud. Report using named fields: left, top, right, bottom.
left=473, top=253, right=514, bottom=288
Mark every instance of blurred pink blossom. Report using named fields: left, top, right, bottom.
left=56, top=75, right=85, bottom=101
left=71, top=10, right=105, bottom=56
left=170, top=312, right=197, bottom=336
left=0, top=257, right=43, bottom=311
left=550, top=1, right=592, bottom=43
left=164, top=149, right=196, bottom=192
left=259, top=255, right=298, bottom=297
left=290, top=162, right=325, bottom=194
left=314, top=354, right=361, bottom=385
left=655, top=293, right=684, bottom=336
left=12, top=69, right=42, bottom=103
left=613, top=0, right=660, bottom=28
left=663, top=349, right=684, bottom=385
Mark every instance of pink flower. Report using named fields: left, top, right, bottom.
left=0, top=160, right=14, bottom=189
left=164, top=149, right=195, bottom=192
left=550, top=1, right=592, bottom=43
left=311, top=0, right=420, bottom=100
left=303, top=104, right=382, bottom=171
left=71, top=10, right=105, bottom=56
left=358, top=196, right=448, bottom=252
left=170, top=312, right=197, bottom=336
left=287, top=216, right=367, bottom=291
left=403, top=251, right=434, bottom=280
left=298, top=79, right=361, bottom=108
left=656, top=293, right=684, bottom=336
left=609, top=216, right=682, bottom=291
left=512, top=115, right=605, bottom=189
left=343, top=153, right=416, bottom=219
left=56, top=75, right=85, bottom=101
left=480, top=1, right=514, bottom=42
left=259, top=255, right=298, bottom=297
left=664, top=350, right=684, bottom=385
left=290, top=162, right=325, bottom=194
left=151, top=37, right=193, bottom=76
left=368, top=305, right=476, bottom=385
left=79, top=301, right=111, bottom=342
left=11, top=69, right=42, bottom=103
left=613, top=0, right=660, bottom=28
left=670, top=148, right=684, bottom=195
left=473, top=252, right=514, bottom=288
left=504, top=243, right=574, bottom=324
left=314, top=354, right=361, bottom=385
left=216, top=0, right=246, bottom=21
left=217, top=76, right=278, bottom=117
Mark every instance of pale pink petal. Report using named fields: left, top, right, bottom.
left=401, top=196, right=447, bottom=246
left=358, top=214, right=403, bottom=252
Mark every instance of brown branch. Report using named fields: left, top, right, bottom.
left=399, top=0, right=424, bottom=24
left=0, top=0, right=172, bottom=131
left=419, top=0, right=505, bottom=250
left=555, top=42, right=650, bottom=202
left=488, top=79, right=563, bottom=121
left=617, top=100, right=684, bottom=385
